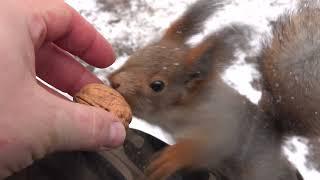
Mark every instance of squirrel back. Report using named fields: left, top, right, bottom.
left=260, top=1, right=320, bottom=137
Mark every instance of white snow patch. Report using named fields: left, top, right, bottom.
left=284, top=137, right=320, bottom=180
left=222, top=50, right=261, bottom=104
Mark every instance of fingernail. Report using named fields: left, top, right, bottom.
left=106, top=122, right=126, bottom=148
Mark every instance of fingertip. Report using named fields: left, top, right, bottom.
left=53, top=101, right=126, bottom=151
left=52, top=5, right=116, bottom=68
left=105, top=121, right=126, bottom=148
left=81, top=33, right=116, bottom=68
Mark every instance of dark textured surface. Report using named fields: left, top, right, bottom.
left=6, top=129, right=213, bottom=180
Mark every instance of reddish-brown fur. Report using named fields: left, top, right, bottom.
left=260, top=3, right=320, bottom=137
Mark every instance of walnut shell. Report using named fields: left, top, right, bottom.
left=74, top=83, right=132, bottom=129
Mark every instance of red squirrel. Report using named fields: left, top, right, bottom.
left=109, top=0, right=303, bottom=179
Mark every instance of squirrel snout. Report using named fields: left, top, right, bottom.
left=110, top=78, right=121, bottom=89
left=111, top=82, right=120, bottom=89
left=109, top=72, right=127, bottom=90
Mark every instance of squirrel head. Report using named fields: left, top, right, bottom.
left=109, top=22, right=253, bottom=121
left=109, top=37, right=216, bottom=120
left=108, top=0, right=228, bottom=120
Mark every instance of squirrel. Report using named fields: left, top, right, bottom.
left=109, top=0, right=303, bottom=179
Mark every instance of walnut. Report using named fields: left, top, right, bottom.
left=74, top=83, right=132, bottom=129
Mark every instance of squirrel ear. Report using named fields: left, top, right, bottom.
left=176, top=40, right=214, bottom=104
left=162, top=18, right=187, bottom=44
left=184, top=39, right=214, bottom=90
left=161, top=0, right=223, bottom=44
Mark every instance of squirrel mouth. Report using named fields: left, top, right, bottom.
left=114, top=92, right=142, bottom=117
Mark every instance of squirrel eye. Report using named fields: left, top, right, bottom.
left=150, top=80, right=165, bottom=92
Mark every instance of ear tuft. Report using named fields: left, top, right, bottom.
left=162, top=0, right=225, bottom=44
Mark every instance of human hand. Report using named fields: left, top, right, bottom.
left=0, top=0, right=125, bottom=178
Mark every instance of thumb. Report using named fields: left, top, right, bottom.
left=0, top=87, right=126, bottom=178
left=46, top=93, right=126, bottom=152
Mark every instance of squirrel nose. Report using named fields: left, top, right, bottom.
left=111, top=81, right=120, bottom=89
left=109, top=76, right=121, bottom=89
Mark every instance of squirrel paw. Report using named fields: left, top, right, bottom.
left=145, top=140, right=199, bottom=180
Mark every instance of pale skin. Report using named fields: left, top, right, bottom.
left=0, top=0, right=126, bottom=178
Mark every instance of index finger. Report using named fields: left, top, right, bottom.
left=32, top=2, right=115, bottom=68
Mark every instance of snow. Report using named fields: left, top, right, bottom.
left=65, top=0, right=320, bottom=178
left=284, top=138, right=320, bottom=180
left=222, top=50, right=262, bottom=104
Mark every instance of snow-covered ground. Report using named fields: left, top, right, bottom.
left=65, top=0, right=320, bottom=179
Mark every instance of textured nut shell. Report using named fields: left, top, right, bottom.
left=74, top=83, right=132, bottom=128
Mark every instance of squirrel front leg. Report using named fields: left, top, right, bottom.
left=145, top=139, right=203, bottom=180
